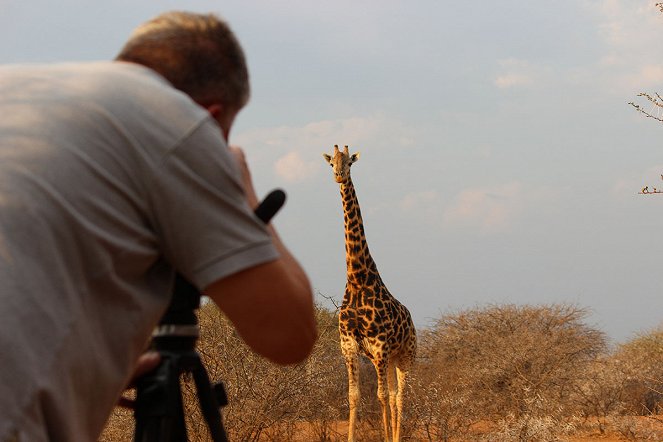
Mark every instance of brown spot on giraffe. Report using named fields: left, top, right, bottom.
left=323, top=144, right=417, bottom=442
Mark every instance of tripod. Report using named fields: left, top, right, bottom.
left=133, top=275, right=228, bottom=442
left=133, top=190, right=286, bottom=442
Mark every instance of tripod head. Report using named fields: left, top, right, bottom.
left=152, top=276, right=201, bottom=353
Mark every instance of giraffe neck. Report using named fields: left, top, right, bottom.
left=340, top=178, right=380, bottom=290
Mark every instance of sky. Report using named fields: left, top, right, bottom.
left=1, top=0, right=662, bottom=344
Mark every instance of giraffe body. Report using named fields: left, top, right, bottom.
left=323, top=145, right=417, bottom=442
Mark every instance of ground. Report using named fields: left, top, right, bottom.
left=102, top=412, right=663, bottom=441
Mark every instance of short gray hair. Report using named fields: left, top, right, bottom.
left=116, top=11, right=250, bottom=110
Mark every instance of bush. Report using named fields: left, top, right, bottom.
left=415, top=303, right=606, bottom=441
left=192, top=301, right=346, bottom=441
left=613, top=325, right=663, bottom=416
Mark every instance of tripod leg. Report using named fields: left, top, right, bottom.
left=134, top=357, right=188, bottom=442
left=191, top=361, right=228, bottom=442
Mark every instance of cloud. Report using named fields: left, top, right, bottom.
left=397, top=182, right=566, bottom=235
left=274, top=151, right=319, bottom=183
left=397, top=190, right=449, bottom=230
left=587, top=0, right=663, bottom=90
left=611, top=63, right=663, bottom=92
left=442, top=182, right=525, bottom=233
left=493, top=58, right=547, bottom=89
left=236, top=114, right=414, bottom=152
left=638, top=65, right=663, bottom=86
left=495, top=73, right=533, bottom=89
left=234, top=114, right=416, bottom=184
left=490, top=2, right=663, bottom=94
left=399, top=190, right=439, bottom=211
left=592, top=0, right=660, bottom=48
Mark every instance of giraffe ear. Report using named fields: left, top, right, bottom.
left=322, top=153, right=332, bottom=164
left=350, top=152, right=360, bottom=164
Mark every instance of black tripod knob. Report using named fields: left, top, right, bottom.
left=213, top=382, right=228, bottom=407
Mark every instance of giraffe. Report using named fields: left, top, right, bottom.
left=323, top=145, right=417, bottom=442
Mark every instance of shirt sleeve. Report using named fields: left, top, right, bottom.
left=144, top=118, right=279, bottom=290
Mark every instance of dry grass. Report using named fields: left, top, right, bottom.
left=101, top=414, right=663, bottom=441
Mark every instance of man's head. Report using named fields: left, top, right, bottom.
left=116, top=11, right=249, bottom=139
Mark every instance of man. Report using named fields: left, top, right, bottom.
left=0, top=11, right=316, bottom=441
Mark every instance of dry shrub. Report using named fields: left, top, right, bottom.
left=574, top=356, right=631, bottom=434
left=413, top=303, right=605, bottom=441
left=99, top=405, right=133, bottom=441
left=408, top=327, right=479, bottom=441
left=612, top=414, right=663, bottom=441
left=192, top=301, right=346, bottom=441
left=613, top=325, right=663, bottom=416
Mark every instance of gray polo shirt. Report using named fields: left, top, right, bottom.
left=0, top=62, right=278, bottom=441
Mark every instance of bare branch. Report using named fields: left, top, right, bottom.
left=639, top=186, right=663, bottom=195
left=318, top=291, right=341, bottom=311
left=639, top=175, right=663, bottom=195
left=629, top=92, right=663, bottom=123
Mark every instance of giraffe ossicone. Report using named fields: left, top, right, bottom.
left=323, top=144, right=417, bottom=442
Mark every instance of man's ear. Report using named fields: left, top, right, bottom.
left=206, top=103, right=223, bottom=119
left=203, top=103, right=236, bottom=142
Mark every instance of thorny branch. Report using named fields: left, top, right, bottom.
left=630, top=88, right=663, bottom=194
left=629, top=93, right=663, bottom=123
left=629, top=4, right=662, bottom=118
left=639, top=184, right=663, bottom=195
left=318, top=291, right=341, bottom=311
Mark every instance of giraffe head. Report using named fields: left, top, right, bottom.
left=322, top=144, right=360, bottom=183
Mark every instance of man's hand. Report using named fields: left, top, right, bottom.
left=117, top=351, right=161, bottom=409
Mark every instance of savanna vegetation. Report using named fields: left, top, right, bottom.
left=101, top=300, right=663, bottom=441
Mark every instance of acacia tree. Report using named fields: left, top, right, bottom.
left=422, top=304, right=606, bottom=442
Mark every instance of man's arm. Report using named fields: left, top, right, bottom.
left=204, top=146, right=317, bottom=365
left=204, top=257, right=316, bottom=365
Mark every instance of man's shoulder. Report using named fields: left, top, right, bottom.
left=78, top=61, right=172, bottom=88
left=0, top=60, right=182, bottom=106
left=70, top=62, right=210, bottom=139
left=1, top=60, right=212, bottom=155
left=1, top=60, right=164, bottom=84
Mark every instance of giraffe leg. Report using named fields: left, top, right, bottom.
left=387, top=362, right=398, bottom=442
left=374, top=359, right=391, bottom=442
left=393, top=364, right=410, bottom=442
left=343, top=348, right=360, bottom=442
